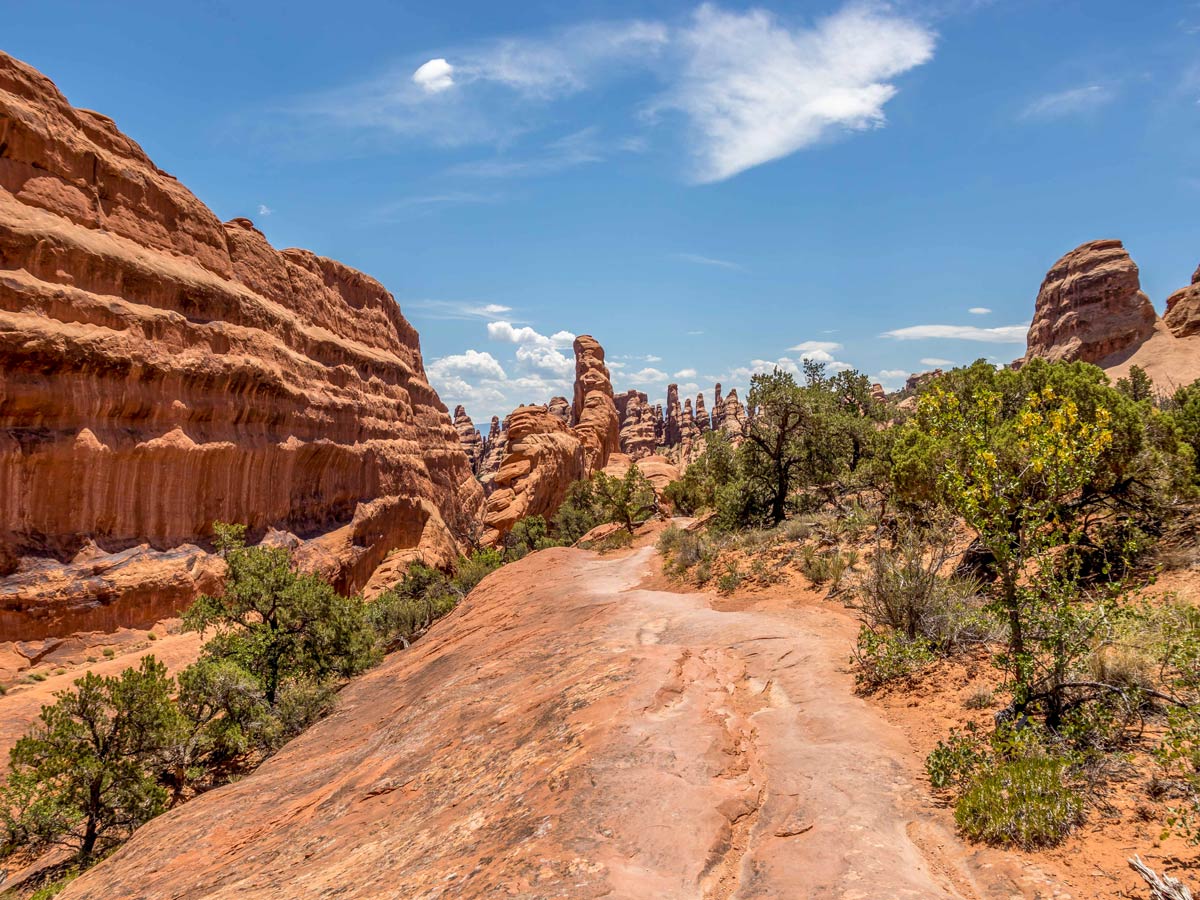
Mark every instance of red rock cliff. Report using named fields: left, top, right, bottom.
left=0, top=51, right=482, bottom=638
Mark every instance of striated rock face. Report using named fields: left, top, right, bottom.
left=695, top=394, right=711, bottom=434
left=547, top=396, right=573, bottom=426
left=480, top=407, right=584, bottom=543
left=570, top=336, right=620, bottom=474
left=1165, top=263, right=1200, bottom=339
left=453, top=406, right=484, bottom=472
left=718, top=388, right=746, bottom=437
left=481, top=336, right=619, bottom=543
left=616, top=390, right=657, bottom=460
left=664, top=384, right=682, bottom=447
left=477, top=416, right=507, bottom=495
left=1025, top=239, right=1157, bottom=364
left=0, top=51, right=482, bottom=639
left=905, top=369, right=943, bottom=393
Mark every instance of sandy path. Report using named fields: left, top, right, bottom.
left=61, top=544, right=1069, bottom=900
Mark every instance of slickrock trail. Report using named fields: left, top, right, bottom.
left=64, top=544, right=1064, bottom=900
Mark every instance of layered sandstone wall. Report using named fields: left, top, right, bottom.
left=1022, top=239, right=1200, bottom=388
left=0, top=51, right=482, bottom=638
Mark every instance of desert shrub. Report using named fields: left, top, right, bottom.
left=717, top=562, right=743, bottom=595
left=656, top=524, right=685, bottom=556
left=591, top=466, right=657, bottom=533
left=663, top=431, right=739, bottom=515
left=858, top=526, right=985, bottom=651
left=504, top=516, right=557, bottom=559
left=0, top=657, right=179, bottom=862
left=184, top=524, right=378, bottom=706
left=964, top=687, right=994, bottom=710
left=453, top=547, right=505, bottom=593
left=927, top=722, right=1085, bottom=849
left=852, top=627, right=935, bottom=690
left=800, top=547, right=852, bottom=591
left=955, top=756, right=1084, bottom=849
left=552, top=480, right=604, bottom=544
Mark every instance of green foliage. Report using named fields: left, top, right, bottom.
left=662, top=431, right=738, bottom=515
left=591, top=466, right=658, bottom=533
left=1116, top=364, right=1155, bottom=402
left=737, top=362, right=888, bottom=526
left=927, top=721, right=1085, bottom=849
left=1166, top=377, right=1200, bottom=476
left=954, top=755, right=1084, bottom=849
left=184, top=524, right=378, bottom=706
left=716, top=561, right=743, bottom=594
left=0, top=657, right=179, bottom=861
left=503, top=516, right=556, bottom=560
left=551, top=480, right=604, bottom=544
left=852, top=627, right=935, bottom=691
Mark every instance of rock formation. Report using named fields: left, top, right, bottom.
left=717, top=388, right=746, bottom=437
left=477, top=416, right=508, bottom=495
left=548, top=396, right=573, bottom=426
left=454, top=406, right=484, bottom=472
left=615, top=390, right=656, bottom=459
left=480, top=336, right=619, bottom=543
left=695, top=394, right=710, bottom=433
left=1022, top=240, right=1200, bottom=389
left=571, top=336, right=621, bottom=473
left=1165, top=263, right=1200, bottom=339
left=0, top=51, right=482, bottom=639
left=664, top=384, right=682, bottom=446
left=1025, top=240, right=1156, bottom=364
left=905, top=369, right=943, bottom=393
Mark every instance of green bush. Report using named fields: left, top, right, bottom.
left=504, top=515, right=558, bottom=559
left=552, top=481, right=604, bottom=544
left=852, top=627, right=935, bottom=690
left=954, top=755, right=1084, bottom=849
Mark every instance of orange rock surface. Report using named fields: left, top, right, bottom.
left=60, top=545, right=1052, bottom=900
left=0, top=51, right=482, bottom=639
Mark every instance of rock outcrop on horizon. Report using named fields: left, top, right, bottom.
left=1165, top=263, right=1200, bottom=339
left=1025, top=240, right=1157, bottom=365
left=615, top=390, right=656, bottom=460
left=454, top=406, right=484, bottom=472
left=479, top=336, right=619, bottom=543
left=477, top=416, right=507, bottom=494
left=0, top=51, right=482, bottom=640
left=1022, top=239, right=1200, bottom=389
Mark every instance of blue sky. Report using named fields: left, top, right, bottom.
left=8, top=1, right=1200, bottom=421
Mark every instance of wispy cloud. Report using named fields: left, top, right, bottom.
left=883, top=323, right=1029, bottom=343
left=967, top=306, right=991, bottom=315
left=664, top=4, right=936, bottom=182
left=284, top=3, right=935, bottom=183
left=920, top=356, right=955, bottom=366
left=451, top=127, right=605, bottom=178
left=257, top=204, right=273, bottom=217
left=675, top=252, right=743, bottom=270
left=407, top=300, right=514, bottom=321
left=1020, top=84, right=1115, bottom=121
left=788, top=340, right=842, bottom=353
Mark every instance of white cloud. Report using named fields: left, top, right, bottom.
left=674, top=368, right=698, bottom=378
left=487, top=321, right=575, bottom=348
left=967, top=306, right=991, bottom=315
left=788, top=340, right=843, bottom=354
left=883, top=324, right=1029, bottom=343
left=920, top=357, right=954, bottom=367
left=1021, top=84, right=1115, bottom=121
left=516, top=343, right=573, bottom=375
left=644, top=354, right=663, bottom=363
left=427, top=349, right=507, bottom=382
left=872, top=368, right=909, bottom=389
left=675, top=252, right=743, bottom=270
left=667, top=4, right=936, bottom=182
left=687, top=330, right=704, bottom=335
left=413, top=58, right=456, bottom=93
left=257, top=204, right=272, bottom=217
left=630, top=367, right=670, bottom=382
